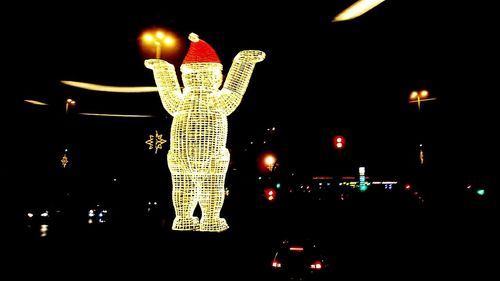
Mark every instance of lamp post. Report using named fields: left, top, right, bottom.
left=65, top=98, right=75, bottom=114
left=264, top=154, right=277, bottom=172
left=409, top=90, right=436, bottom=165
left=141, top=28, right=176, bottom=59
left=409, top=90, right=436, bottom=112
left=257, top=152, right=278, bottom=174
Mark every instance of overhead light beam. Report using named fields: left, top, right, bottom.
left=333, top=0, right=385, bottom=22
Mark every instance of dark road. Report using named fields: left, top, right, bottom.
left=14, top=189, right=497, bottom=280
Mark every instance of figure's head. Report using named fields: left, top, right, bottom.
left=180, top=33, right=223, bottom=90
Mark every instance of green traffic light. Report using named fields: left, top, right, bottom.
left=276, top=183, right=281, bottom=189
left=476, top=189, right=485, bottom=196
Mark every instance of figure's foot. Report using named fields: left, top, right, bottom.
left=172, top=217, right=200, bottom=231
left=199, top=218, right=229, bottom=232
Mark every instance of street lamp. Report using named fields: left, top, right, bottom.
left=258, top=152, right=278, bottom=173
left=409, top=90, right=436, bottom=165
left=65, top=98, right=75, bottom=114
left=409, top=90, right=436, bottom=112
left=264, top=154, right=277, bottom=172
left=140, top=28, right=176, bottom=59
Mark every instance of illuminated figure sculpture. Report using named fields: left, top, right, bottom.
left=145, top=33, right=265, bottom=232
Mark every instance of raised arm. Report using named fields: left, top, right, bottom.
left=217, top=50, right=265, bottom=115
left=145, top=59, right=183, bottom=116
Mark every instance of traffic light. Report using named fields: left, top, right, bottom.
left=333, top=135, right=345, bottom=149
left=264, top=187, right=276, bottom=201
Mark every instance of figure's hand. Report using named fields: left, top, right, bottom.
left=235, top=50, right=266, bottom=63
left=144, top=59, right=171, bottom=70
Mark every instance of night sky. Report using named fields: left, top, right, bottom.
left=8, top=1, right=499, bottom=202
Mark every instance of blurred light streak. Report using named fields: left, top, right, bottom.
left=408, top=97, right=437, bottom=103
left=61, top=80, right=157, bottom=93
left=24, top=99, right=48, bottom=106
left=333, top=0, right=385, bottom=22
left=79, top=113, right=155, bottom=118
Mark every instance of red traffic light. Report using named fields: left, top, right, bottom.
left=264, top=188, right=276, bottom=201
left=333, top=135, right=345, bottom=149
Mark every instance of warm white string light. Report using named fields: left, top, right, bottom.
left=146, top=33, right=265, bottom=232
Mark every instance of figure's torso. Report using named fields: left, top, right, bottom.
left=170, top=91, right=228, bottom=164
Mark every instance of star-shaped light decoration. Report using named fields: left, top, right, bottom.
left=154, top=130, right=167, bottom=154
left=145, top=130, right=167, bottom=154
left=61, top=153, right=69, bottom=168
left=145, top=135, right=155, bottom=150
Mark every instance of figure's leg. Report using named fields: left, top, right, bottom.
left=199, top=149, right=230, bottom=232
left=168, top=151, right=199, bottom=231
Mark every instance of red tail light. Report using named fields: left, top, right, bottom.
left=272, top=260, right=282, bottom=268
left=310, top=261, right=322, bottom=270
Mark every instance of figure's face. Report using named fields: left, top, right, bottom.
left=181, top=63, right=223, bottom=90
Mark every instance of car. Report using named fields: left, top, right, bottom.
left=270, top=237, right=332, bottom=280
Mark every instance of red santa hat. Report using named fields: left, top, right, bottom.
left=182, top=33, right=221, bottom=65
